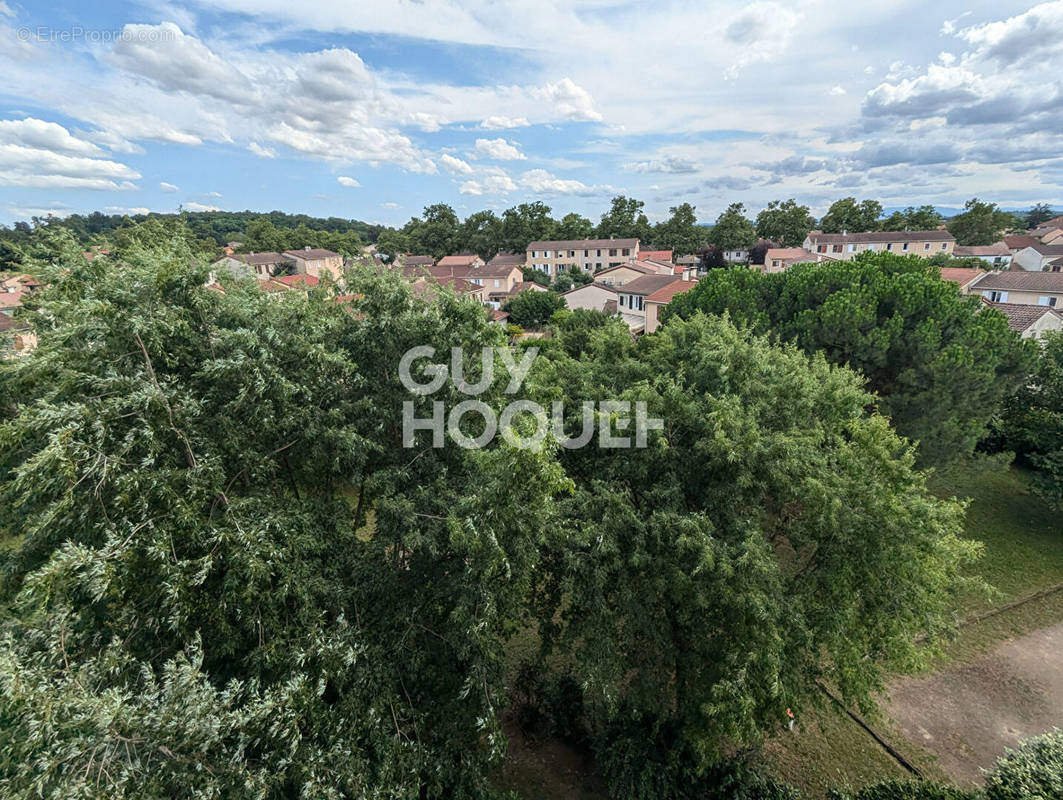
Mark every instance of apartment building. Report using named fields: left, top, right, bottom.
left=967, top=271, right=1063, bottom=307
left=526, top=237, right=639, bottom=275
left=803, top=230, right=955, bottom=260
left=283, top=248, right=344, bottom=280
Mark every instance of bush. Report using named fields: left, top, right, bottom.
left=983, top=728, right=1063, bottom=800
left=828, top=778, right=978, bottom=800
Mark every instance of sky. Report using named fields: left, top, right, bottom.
left=0, top=0, right=1062, bottom=227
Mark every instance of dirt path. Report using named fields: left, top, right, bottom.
left=886, top=620, right=1063, bottom=786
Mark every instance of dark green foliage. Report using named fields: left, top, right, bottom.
left=983, top=728, right=1063, bottom=800
left=880, top=206, right=943, bottom=232
left=947, top=199, right=1018, bottom=246
left=707, top=203, right=757, bottom=252
left=997, top=332, right=1063, bottom=507
left=0, top=229, right=566, bottom=798
left=665, top=253, right=1036, bottom=466
left=501, top=288, right=566, bottom=327
left=1025, top=204, right=1058, bottom=230
left=820, top=198, right=884, bottom=234
left=598, top=195, right=653, bottom=242
left=653, top=203, right=706, bottom=254
left=755, top=199, right=816, bottom=246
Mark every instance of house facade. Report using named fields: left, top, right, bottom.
left=592, top=262, right=668, bottom=287
left=967, top=271, right=1063, bottom=307
left=526, top=238, right=639, bottom=276
left=1011, top=243, right=1063, bottom=272
left=764, top=248, right=833, bottom=273
left=984, top=301, right=1063, bottom=341
left=953, top=243, right=1012, bottom=268
left=561, top=282, right=619, bottom=313
left=803, top=230, right=955, bottom=260
left=283, top=248, right=344, bottom=280
left=615, top=274, right=691, bottom=332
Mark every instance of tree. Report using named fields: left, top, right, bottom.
left=554, top=212, right=595, bottom=241
left=819, top=197, right=883, bottom=233
left=755, top=199, right=816, bottom=246
left=653, top=203, right=706, bottom=255
left=998, top=331, right=1063, bottom=507
left=706, top=203, right=757, bottom=253
left=983, top=729, right=1063, bottom=800
left=0, top=229, right=566, bottom=798
left=242, top=217, right=288, bottom=252
left=528, top=313, right=978, bottom=795
left=501, top=288, right=566, bottom=327
left=373, top=227, right=409, bottom=260
left=697, top=244, right=726, bottom=270
left=665, top=252, right=1036, bottom=466
left=597, top=195, right=652, bottom=242
left=946, top=198, right=1015, bottom=246
left=880, top=205, right=943, bottom=232
left=458, top=210, right=502, bottom=260
left=1025, top=203, right=1058, bottom=230
left=500, top=202, right=556, bottom=254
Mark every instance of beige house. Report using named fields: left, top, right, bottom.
left=764, top=248, right=834, bottom=273
left=437, top=254, right=486, bottom=270
left=283, top=248, right=344, bottom=280
left=593, top=261, right=671, bottom=287
left=967, top=271, right=1063, bottom=308
left=953, top=243, right=1012, bottom=268
left=526, top=238, right=639, bottom=276
left=644, top=278, right=698, bottom=333
left=615, top=274, right=691, bottom=332
left=803, top=230, right=955, bottom=260
left=468, top=262, right=530, bottom=307
left=561, top=281, right=619, bottom=313
left=1011, top=243, right=1063, bottom=272
left=212, top=252, right=294, bottom=280
left=983, top=301, right=1063, bottom=341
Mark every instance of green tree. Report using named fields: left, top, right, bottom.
left=666, top=252, right=1036, bottom=466
left=1025, top=203, right=1057, bottom=229
left=529, top=313, right=978, bottom=794
left=405, top=203, right=461, bottom=259
left=500, top=202, right=556, bottom=253
left=946, top=198, right=1015, bottom=246
left=998, top=331, right=1063, bottom=507
left=0, top=229, right=567, bottom=798
left=880, top=206, right=943, bottom=232
left=554, top=212, right=595, bottom=241
left=502, top=288, right=566, bottom=327
left=706, top=203, right=757, bottom=253
left=373, top=227, right=409, bottom=260
left=755, top=199, right=816, bottom=246
left=983, top=729, right=1063, bottom=800
left=459, top=210, right=503, bottom=260
left=819, top=197, right=883, bottom=233
left=653, top=203, right=706, bottom=255
left=242, top=217, right=289, bottom=252
left=597, top=195, right=652, bottom=242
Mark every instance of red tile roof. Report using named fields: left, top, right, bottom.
left=283, top=248, right=341, bottom=260
left=646, top=279, right=697, bottom=304
left=0, top=291, right=25, bottom=308
left=939, top=268, right=986, bottom=287
left=639, top=250, right=673, bottom=263
left=436, top=254, right=482, bottom=267
left=273, top=274, right=320, bottom=288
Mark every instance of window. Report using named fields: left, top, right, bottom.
left=597, top=249, right=602, bottom=256
left=1038, top=296, right=1058, bottom=307
left=569, top=250, right=576, bottom=257
left=902, top=242, right=910, bottom=251
left=832, top=244, right=842, bottom=253
left=847, top=244, right=855, bottom=253
left=622, top=248, right=630, bottom=256
left=924, top=242, right=931, bottom=250
left=941, top=243, right=948, bottom=250
left=866, top=243, right=875, bottom=251
left=817, top=245, right=827, bottom=253
left=595, top=262, right=602, bottom=269
left=583, top=250, right=588, bottom=257
left=983, top=290, right=1008, bottom=302
left=493, top=279, right=500, bottom=288
left=609, top=248, right=618, bottom=256
left=886, top=243, right=894, bottom=251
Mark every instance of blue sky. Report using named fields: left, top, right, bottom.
left=1, top=0, right=1062, bottom=227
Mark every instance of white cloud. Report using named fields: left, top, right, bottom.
left=248, top=141, right=276, bottom=158
left=0, top=2, right=13, bottom=18
left=459, top=174, right=516, bottom=195
left=473, top=137, right=526, bottom=160
left=0, top=143, right=140, bottom=190
left=183, top=201, right=220, bottom=212
left=203, top=190, right=222, bottom=198
left=830, top=85, right=846, bottom=96
left=480, top=116, right=530, bottom=130
left=531, top=77, right=601, bottom=121
left=0, top=118, right=102, bottom=155
left=160, top=181, right=179, bottom=193
left=337, top=175, right=360, bottom=187
left=626, top=156, right=698, bottom=174
left=519, top=168, right=605, bottom=196
left=103, top=206, right=152, bottom=215
left=381, top=201, right=400, bottom=209
left=440, top=153, right=474, bottom=174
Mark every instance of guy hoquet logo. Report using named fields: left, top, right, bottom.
left=400, top=346, right=662, bottom=450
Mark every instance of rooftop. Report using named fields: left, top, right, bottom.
left=283, top=248, right=341, bottom=260
left=953, top=242, right=1011, bottom=257
left=527, top=237, right=639, bottom=250
left=619, top=274, right=684, bottom=296
left=646, top=279, right=697, bottom=304
left=806, top=230, right=955, bottom=244
left=970, top=271, right=1063, bottom=293
left=984, top=301, right=1063, bottom=332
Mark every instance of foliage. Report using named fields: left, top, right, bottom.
left=946, top=198, right=1018, bottom=246
left=501, top=288, right=566, bottom=327
left=827, top=779, right=978, bottom=800
left=597, top=195, right=653, bottom=242
left=820, top=198, right=884, bottom=234
left=403, top=203, right=462, bottom=259
left=374, top=227, right=410, bottom=260
left=983, top=728, right=1063, bottom=800
left=665, top=253, right=1036, bottom=466
left=0, top=230, right=567, bottom=798
left=880, top=206, right=943, bottom=232
left=460, top=210, right=503, bottom=260
left=500, top=202, right=556, bottom=254
left=755, top=199, right=816, bottom=246
left=653, top=203, right=706, bottom=255
left=708, top=203, right=758, bottom=252
left=550, top=265, right=592, bottom=293
left=241, top=218, right=364, bottom=257
left=522, top=266, right=552, bottom=286
left=529, top=313, right=979, bottom=787
left=997, top=331, right=1063, bottom=507
left=1024, top=203, right=1057, bottom=229
left=554, top=212, right=595, bottom=241
left=698, top=244, right=727, bottom=270
left=926, top=252, right=991, bottom=270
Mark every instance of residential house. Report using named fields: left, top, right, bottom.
left=764, top=248, right=833, bottom=273
left=953, top=243, right=1012, bottom=268
left=402, top=254, right=436, bottom=267
left=615, top=274, right=691, bottom=332
left=561, top=281, right=619, bottom=314
left=1011, top=242, right=1063, bottom=272
left=468, top=261, right=525, bottom=307
left=436, top=254, right=485, bottom=270
left=967, top=271, right=1063, bottom=308
left=0, top=291, right=24, bottom=313
left=0, top=313, right=35, bottom=356
left=1, top=274, right=40, bottom=293
left=526, top=237, right=639, bottom=276
left=983, top=301, right=1063, bottom=341
left=593, top=261, right=670, bottom=287
left=639, top=249, right=673, bottom=263
left=411, top=276, right=486, bottom=304
left=212, top=252, right=294, bottom=280
left=644, top=278, right=698, bottom=334
left=1036, top=228, right=1063, bottom=245
left=486, top=252, right=526, bottom=269
left=938, top=268, right=987, bottom=292
left=1004, top=234, right=1043, bottom=253
left=283, top=248, right=344, bottom=280
left=803, top=230, right=955, bottom=259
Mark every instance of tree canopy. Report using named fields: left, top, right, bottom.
left=880, top=205, right=943, bottom=232
left=755, top=199, right=816, bottom=246
left=707, top=203, right=757, bottom=252
left=819, top=197, right=883, bottom=233
left=946, top=198, right=1019, bottom=246
left=665, top=252, right=1035, bottom=466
